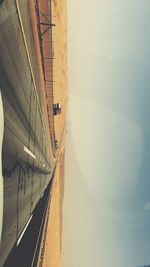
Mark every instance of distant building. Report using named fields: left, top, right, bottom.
left=53, top=103, right=62, bottom=115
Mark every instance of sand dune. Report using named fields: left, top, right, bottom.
left=41, top=0, right=67, bottom=266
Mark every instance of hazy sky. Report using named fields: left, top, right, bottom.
left=62, top=1, right=150, bottom=266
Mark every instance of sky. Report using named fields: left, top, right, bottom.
left=62, top=1, right=150, bottom=267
